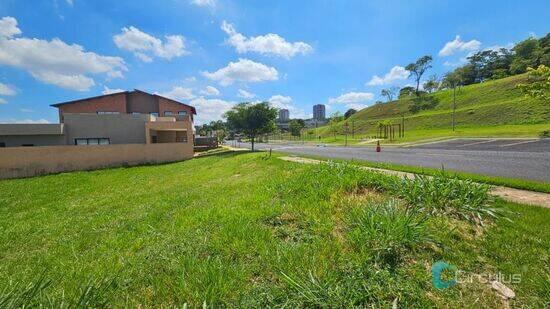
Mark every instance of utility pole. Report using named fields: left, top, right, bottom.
left=452, top=85, right=456, bottom=131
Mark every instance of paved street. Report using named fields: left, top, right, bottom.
left=226, top=139, right=550, bottom=182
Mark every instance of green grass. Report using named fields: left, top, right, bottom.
left=303, top=74, right=550, bottom=144
left=0, top=152, right=548, bottom=307
left=290, top=153, right=550, bottom=193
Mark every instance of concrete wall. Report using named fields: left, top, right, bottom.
left=0, top=135, right=66, bottom=147
left=64, top=113, right=150, bottom=145
left=0, top=143, right=194, bottom=180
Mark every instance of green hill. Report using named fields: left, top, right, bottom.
left=311, top=74, right=550, bottom=143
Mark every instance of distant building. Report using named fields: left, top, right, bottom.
left=278, top=109, right=290, bottom=122
left=313, top=104, right=326, bottom=120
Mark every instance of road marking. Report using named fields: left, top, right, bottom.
left=499, top=139, right=538, bottom=147
left=457, top=139, right=497, bottom=147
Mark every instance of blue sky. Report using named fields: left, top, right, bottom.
left=0, top=0, right=548, bottom=124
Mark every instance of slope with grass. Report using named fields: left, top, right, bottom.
left=0, top=152, right=548, bottom=307
left=311, top=74, right=550, bottom=143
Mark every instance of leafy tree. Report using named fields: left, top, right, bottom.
left=381, top=87, right=399, bottom=102
left=398, top=86, right=415, bottom=98
left=405, top=55, right=433, bottom=96
left=289, top=119, right=306, bottom=136
left=423, top=74, right=439, bottom=93
left=443, top=71, right=463, bottom=131
left=224, top=102, right=277, bottom=151
left=517, top=65, right=550, bottom=101
left=510, top=37, right=542, bottom=74
left=328, top=111, right=342, bottom=140
left=344, top=108, right=357, bottom=119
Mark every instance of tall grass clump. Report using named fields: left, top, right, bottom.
left=268, top=161, right=375, bottom=201
left=392, top=172, right=498, bottom=224
left=347, top=199, right=430, bottom=267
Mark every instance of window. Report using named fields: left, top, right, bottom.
left=97, top=111, right=120, bottom=115
left=178, top=111, right=188, bottom=116
left=0, top=142, right=5, bottom=147
left=132, top=112, right=141, bottom=115
left=21, top=144, right=34, bottom=147
left=150, top=112, right=159, bottom=117
left=164, top=111, right=173, bottom=116
left=75, top=138, right=110, bottom=145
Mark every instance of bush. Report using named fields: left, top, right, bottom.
left=540, top=130, right=550, bottom=138
left=392, top=173, right=497, bottom=225
left=347, top=199, right=429, bottom=267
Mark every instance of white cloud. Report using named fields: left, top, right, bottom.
left=190, top=97, right=235, bottom=124
left=0, top=118, right=50, bottom=124
left=366, top=66, right=409, bottom=86
left=191, top=0, right=215, bottom=7
left=0, top=82, right=17, bottom=96
left=221, top=21, right=312, bottom=59
left=0, top=16, right=21, bottom=38
left=237, top=89, right=255, bottom=99
left=65, top=0, right=74, bottom=6
left=329, top=92, right=374, bottom=105
left=113, top=26, right=189, bottom=62
left=200, top=85, right=220, bottom=96
left=19, top=108, right=34, bottom=113
left=345, top=103, right=369, bottom=110
left=439, top=35, right=481, bottom=57
left=156, top=86, right=196, bottom=101
left=0, top=16, right=126, bottom=91
left=202, top=58, right=278, bottom=86
left=102, top=86, right=125, bottom=95
left=268, top=95, right=292, bottom=109
left=0, top=98, right=6, bottom=104
left=267, top=95, right=308, bottom=119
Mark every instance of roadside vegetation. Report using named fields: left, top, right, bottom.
left=0, top=152, right=548, bottom=307
left=290, top=153, right=550, bottom=193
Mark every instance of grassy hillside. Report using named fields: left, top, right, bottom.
left=0, top=152, right=548, bottom=306
left=310, top=74, right=550, bottom=143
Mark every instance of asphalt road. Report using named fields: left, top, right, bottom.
left=226, top=139, right=550, bottom=182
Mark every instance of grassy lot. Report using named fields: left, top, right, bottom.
left=0, top=152, right=548, bottom=307
left=299, top=74, right=550, bottom=145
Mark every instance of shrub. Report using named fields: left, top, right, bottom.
left=392, top=173, right=497, bottom=225
left=347, top=199, right=429, bottom=267
left=540, top=130, right=550, bottom=138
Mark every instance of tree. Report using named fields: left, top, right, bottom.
left=344, top=108, right=357, bottom=119
left=398, top=86, right=415, bottom=98
left=517, top=65, right=550, bottom=101
left=405, top=55, right=433, bottom=96
left=423, top=75, right=439, bottom=93
left=381, top=86, right=399, bottom=102
left=329, top=111, right=342, bottom=140
left=443, top=71, right=462, bottom=131
left=289, top=119, right=306, bottom=137
left=224, top=102, right=277, bottom=151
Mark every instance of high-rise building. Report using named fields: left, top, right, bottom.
left=278, top=109, right=290, bottom=122
left=313, top=104, right=326, bottom=120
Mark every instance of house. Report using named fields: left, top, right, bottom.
left=0, top=89, right=196, bottom=147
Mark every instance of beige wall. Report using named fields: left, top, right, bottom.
left=64, top=113, right=150, bottom=145
left=0, top=143, right=193, bottom=180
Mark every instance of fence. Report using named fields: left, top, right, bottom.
left=0, top=143, right=193, bottom=180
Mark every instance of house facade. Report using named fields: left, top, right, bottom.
left=0, top=90, right=196, bottom=147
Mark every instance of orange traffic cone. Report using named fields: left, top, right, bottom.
left=376, top=140, right=381, bottom=152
